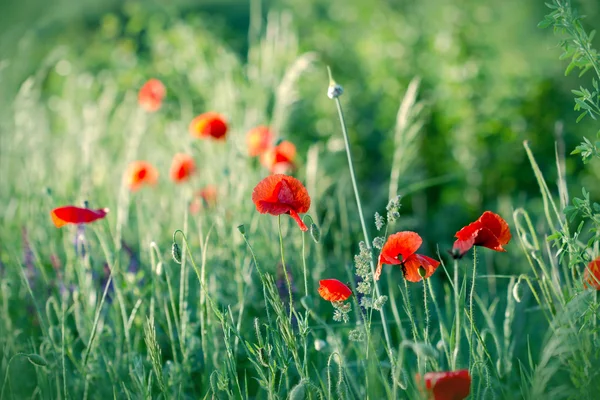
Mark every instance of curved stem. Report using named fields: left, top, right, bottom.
left=333, top=95, right=393, bottom=360
left=1, top=353, right=26, bottom=399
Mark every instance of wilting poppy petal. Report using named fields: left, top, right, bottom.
left=401, top=254, right=441, bottom=283
left=252, top=174, right=311, bottom=231
left=247, top=126, right=273, bottom=157
left=260, top=140, right=297, bottom=172
left=452, top=211, right=511, bottom=257
left=318, top=279, right=352, bottom=302
left=189, top=112, right=228, bottom=140
left=51, top=206, right=109, bottom=228
left=418, top=369, right=471, bottom=400
left=124, top=161, right=159, bottom=191
left=138, top=79, right=166, bottom=112
left=584, top=257, right=600, bottom=290
left=376, top=231, right=439, bottom=281
left=170, top=153, right=196, bottom=183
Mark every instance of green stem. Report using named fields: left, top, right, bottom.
left=332, top=92, right=393, bottom=361
left=1, top=353, right=27, bottom=400
left=278, top=216, right=294, bottom=319
left=453, top=259, right=461, bottom=369
left=423, top=279, right=429, bottom=345
left=468, top=247, right=478, bottom=369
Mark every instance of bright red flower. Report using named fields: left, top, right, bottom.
left=138, top=79, right=166, bottom=112
left=376, top=231, right=440, bottom=282
left=124, top=161, right=159, bottom=191
left=252, top=174, right=311, bottom=231
left=170, top=153, right=196, bottom=183
left=260, top=140, right=296, bottom=172
left=452, top=211, right=511, bottom=257
left=189, top=112, right=228, bottom=140
left=190, top=185, right=218, bottom=214
left=247, top=126, right=273, bottom=157
left=417, top=369, right=471, bottom=400
left=318, top=279, right=352, bottom=302
left=51, top=206, right=109, bottom=228
left=583, top=257, right=600, bottom=290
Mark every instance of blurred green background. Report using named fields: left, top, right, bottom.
left=1, top=0, right=599, bottom=263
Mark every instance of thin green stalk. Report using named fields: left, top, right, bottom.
left=278, top=215, right=294, bottom=318
left=468, top=247, right=477, bottom=368
left=330, top=71, right=393, bottom=361
left=453, top=259, right=461, bottom=369
left=423, top=279, right=430, bottom=345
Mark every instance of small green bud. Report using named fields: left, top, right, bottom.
left=327, top=83, right=344, bottom=99
left=418, top=266, right=427, bottom=278
left=171, top=243, right=182, bottom=264
left=289, top=380, right=307, bottom=400
left=237, top=224, right=246, bottom=235
left=309, top=223, right=320, bottom=243
left=27, top=353, right=48, bottom=367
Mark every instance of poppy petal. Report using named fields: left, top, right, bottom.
left=51, top=206, right=109, bottom=228
left=479, top=211, right=511, bottom=246
left=289, top=210, right=308, bottom=231
left=402, top=254, right=440, bottom=282
left=422, top=369, right=471, bottom=400
left=318, top=279, right=352, bottom=302
left=584, top=257, right=600, bottom=290
left=380, top=231, right=423, bottom=265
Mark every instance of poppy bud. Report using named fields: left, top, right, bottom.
left=418, top=266, right=427, bottom=278
left=26, top=354, right=48, bottom=367
left=314, top=339, right=327, bottom=351
left=289, top=380, right=307, bottom=400
left=237, top=224, right=246, bottom=235
left=171, top=243, right=182, bottom=264
left=309, top=223, right=320, bottom=243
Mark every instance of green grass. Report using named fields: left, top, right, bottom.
left=1, top=0, right=600, bottom=398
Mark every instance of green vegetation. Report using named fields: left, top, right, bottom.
left=1, top=0, right=599, bottom=398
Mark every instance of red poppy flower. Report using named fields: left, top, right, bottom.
left=376, top=231, right=440, bottom=282
left=170, top=153, right=196, bottom=183
left=189, top=112, right=228, bottom=140
left=138, top=79, right=166, bottom=112
left=583, top=257, right=600, bottom=290
left=51, top=206, right=109, bottom=228
left=124, top=161, right=159, bottom=191
left=190, top=185, right=218, bottom=213
left=247, top=126, right=273, bottom=157
left=417, top=369, right=471, bottom=400
left=452, top=211, right=511, bottom=257
left=260, top=140, right=296, bottom=172
left=318, top=279, right=352, bottom=302
left=252, top=174, right=311, bottom=231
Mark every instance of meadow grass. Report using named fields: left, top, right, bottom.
left=1, top=0, right=600, bottom=399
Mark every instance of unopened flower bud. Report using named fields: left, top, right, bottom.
left=327, top=83, right=344, bottom=99
left=171, top=243, right=182, bottom=264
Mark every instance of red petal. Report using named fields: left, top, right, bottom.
left=584, top=257, right=600, bottom=290
left=51, top=206, right=108, bottom=228
left=289, top=210, right=308, bottom=231
left=478, top=211, right=511, bottom=246
left=318, top=279, right=352, bottom=302
left=402, top=254, right=440, bottom=282
left=423, top=369, right=471, bottom=400
left=380, top=231, right=423, bottom=266
left=252, top=174, right=311, bottom=217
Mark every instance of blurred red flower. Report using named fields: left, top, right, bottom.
left=260, top=140, right=296, bottom=173
left=318, top=279, right=352, bottom=302
left=452, top=211, right=511, bottom=257
left=124, top=161, right=159, bottom=191
left=252, top=174, right=311, bottom=231
left=170, top=153, right=196, bottom=183
left=583, top=257, right=600, bottom=289
left=376, top=231, right=440, bottom=282
left=417, top=369, right=471, bottom=400
left=138, top=79, right=166, bottom=112
left=247, top=126, right=273, bottom=157
left=189, top=112, right=228, bottom=140
left=51, top=206, right=109, bottom=228
left=190, top=185, right=218, bottom=214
